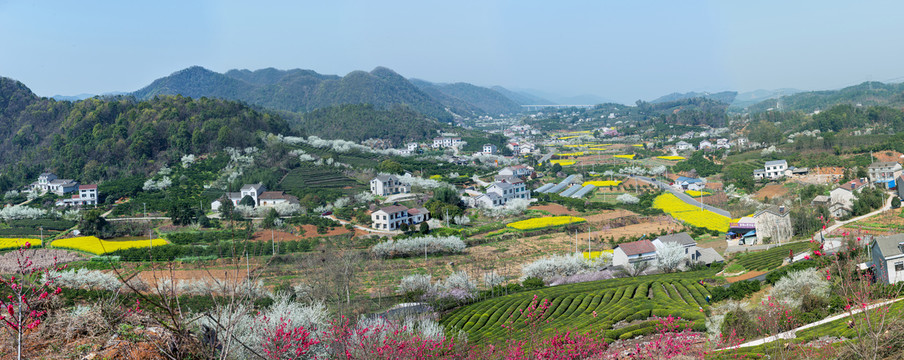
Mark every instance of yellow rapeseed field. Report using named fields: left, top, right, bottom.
left=557, top=136, right=580, bottom=140
left=657, top=156, right=686, bottom=160
left=582, top=180, right=622, bottom=187
left=0, top=238, right=42, bottom=250
left=52, top=236, right=168, bottom=255
left=652, top=193, right=729, bottom=232
left=613, top=154, right=636, bottom=159
left=550, top=159, right=576, bottom=166
left=507, top=216, right=587, bottom=230
left=582, top=250, right=613, bottom=259
left=556, top=152, right=585, bottom=157
left=632, top=144, right=644, bottom=147
left=684, top=190, right=710, bottom=197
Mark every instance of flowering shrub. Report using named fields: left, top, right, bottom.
left=506, top=216, right=586, bottom=230
left=0, top=206, right=48, bottom=220
left=371, top=236, right=466, bottom=258
left=521, top=252, right=611, bottom=281
left=652, top=193, right=729, bottom=232
left=481, top=198, right=530, bottom=218
left=51, top=236, right=168, bottom=255
left=770, top=268, right=831, bottom=308
left=616, top=193, right=639, bottom=204
left=46, top=269, right=121, bottom=291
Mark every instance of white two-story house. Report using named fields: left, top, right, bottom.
left=754, top=160, right=788, bottom=180
left=868, top=161, right=903, bottom=188
left=473, top=179, right=531, bottom=208
left=612, top=240, right=658, bottom=267
left=371, top=205, right=430, bottom=231
left=370, top=175, right=411, bottom=196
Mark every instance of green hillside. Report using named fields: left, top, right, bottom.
left=293, top=103, right=445, bottom=144
left=133, top=66, right=461, bottom=121
left=412, top=80, right=523, bottom=114
left=0, top=76, right=290, bottom=190
left=748, top=81, right=904, bottom=113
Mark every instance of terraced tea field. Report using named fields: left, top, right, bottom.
left=441, top=270, right=716, bottom=343
left=280, top=167, right=358, bottom=190
left=733, top=242, right=812, bottom=271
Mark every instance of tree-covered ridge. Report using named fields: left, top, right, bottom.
left=635, top=97, right=730, bottom=127
left=293, top=103, right=444, bottom=144
left=747, top=81, right=904, bottom=113
left=132, top=66, right=460, bottom=121
left=411, top=79, right=523, bottom=114
left=650, top=91, right=737, bottom=105
left=0, top=77, right=290, bottom=188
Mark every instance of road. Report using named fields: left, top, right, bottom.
left=539, top=151, right=556, bottom=164
left=324, top=215, right=400, bottom=235
left=727, top=297, right=904, bottom=349
left=817, top=192, right=895, bottom=238
left=629, top=175, right=732, bottom=217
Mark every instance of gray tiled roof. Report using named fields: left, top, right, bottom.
left=658, top=232, right=696, bottom=246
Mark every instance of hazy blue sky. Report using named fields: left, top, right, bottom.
left=2, top=0, right=903, bottom=103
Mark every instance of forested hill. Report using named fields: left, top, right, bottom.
left=293, top=104, right=445, bottom=144
left=411, top=79, right=523, bottom=114
left=133, top=66, right=464, bottom=121
left=0, top=76, right=290, bottom=188
left=747, top=81, right=904, bottom=113
left=651, top=91, right=737, bottom=105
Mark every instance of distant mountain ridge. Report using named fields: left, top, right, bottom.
left=747, top=81, right=904, bottom=113
left=651, top=91, right=738, bottom=105
left=133, top=66, right=535, bottom=121
left=490, top=86, right=556, bottom=105
left=411, top=80, right=523, bottom=114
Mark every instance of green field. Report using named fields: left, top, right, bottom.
left=280, top=167, right=358, bottom=190
left=733, top=242, right=812, bottom=271
left=441, top=270, right=716, bottom=344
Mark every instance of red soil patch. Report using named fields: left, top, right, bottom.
left=135, top=268, right=250, bottom=289
left=529, top=203, right=579, bottom=216
left=725, top=270, right=766, bottom=283
left=754, top=184, right=789, bottom=200
left=583, top=209, right=639, bottom=223
left=252, top=225, right=352, bottom=241
left=873, top=151, right=904, bottom=164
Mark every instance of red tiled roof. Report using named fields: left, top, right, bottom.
left=79, top=184, right=98, bottom=190
left=617, top=239, right=656, bottom=256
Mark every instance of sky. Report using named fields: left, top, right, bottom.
left=1, top=0, right=903, bottom=104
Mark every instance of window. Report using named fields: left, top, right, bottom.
left=896, top=262, right=903, bottom=272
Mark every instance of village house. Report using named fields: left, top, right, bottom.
left=675, top=141, right=694, bottom=151
left=715, top=138, right=731, bottom=149
left=673, top=176, right=706, bottom=191
left=612, top=239, right=658, bottom=267
left=506, top=142, right=520, bottom=154
left=869, top=234, right=904, bottom=284
left=482, top=144, right=497, bottom=155
left=753, top=206, right=793, bottom=244
left=57, top=184, right=99, bottom=206
left=497, top=165, right=532, bottom=179
left=432, top=136, right=462, bottom=149
left=824, top=178, right=867, bottom=218
left=653, top=232, right=725, bottom=266
left=472, top=178, right=531, bottom=208
left=32, top=173, right=79, bottom=195
left=868, top=161, right=903, bottom=188
left=370, top=205, right=430, bottom=231
left=897, top=174, right=904, bottom=200
left=370, top=175, right=411, bottom=196
left=753, top=160, right=788, bottom=180
left=258, top=191, right=300, bottom=207
left=698, top=140, right=713, bottom=150
left=211, top=183, right=266, bottom=211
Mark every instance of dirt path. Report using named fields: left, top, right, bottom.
left=725, top=270, right=767, bottom=283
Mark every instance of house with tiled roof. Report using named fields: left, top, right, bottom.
left=370, top=175, right=411, bottom=196
left=869, top=234, right=904, bottom=284
left=57, top=184, right=99, bottom=206
left=612, top=239, right=657, bottom=267
left=371, top=205, right=430, bottom=231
